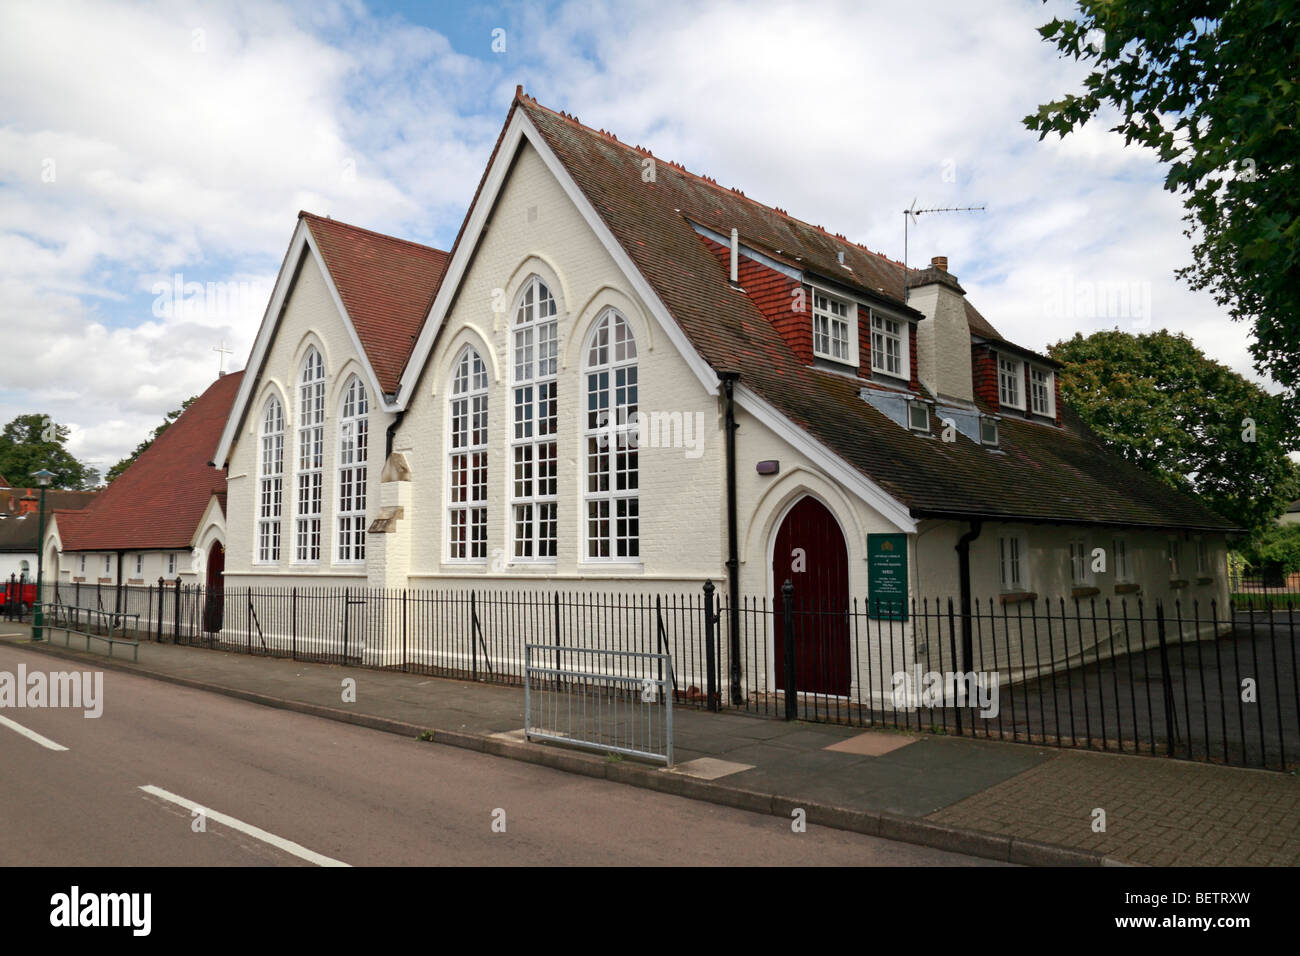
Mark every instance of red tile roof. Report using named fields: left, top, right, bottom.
left=513, top=91, right=1235, bottom=531
left=300, top=212, right=449, bottom=394
left=55, top=372, right=243, bottom=552
left=0, top=489, right=97, bottom=553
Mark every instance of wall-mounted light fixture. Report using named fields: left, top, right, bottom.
left=756, top=460, right=779, bottom=476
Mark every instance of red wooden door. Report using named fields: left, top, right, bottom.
left=772, top=496, right=850, bottom=696
left=203, top=542, right=225, bottom=633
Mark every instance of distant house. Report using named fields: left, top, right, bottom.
left=1280, top=500, right=1300, bottom=526
left=43, top=372, right=242, bottom=603
left=0, top=486, right=97, bottom=580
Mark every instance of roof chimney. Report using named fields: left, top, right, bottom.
left=910, top=261, right=973, bottom=403
left=729, top=228, right=739, bottom=284
left=18, top=491, right=38, bottom=515
left=931, top=255, right=948, bottom=272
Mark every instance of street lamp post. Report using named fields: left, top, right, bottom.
left=32, top=469, right=54, bottom=643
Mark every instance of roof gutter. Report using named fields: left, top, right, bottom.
left=910, top=509, right=1242, bottom=536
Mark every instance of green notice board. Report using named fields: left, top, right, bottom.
left=868, top=533, right=908, bottom=620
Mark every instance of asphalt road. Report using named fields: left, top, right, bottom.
left=0, top=642, right=998, bottom=866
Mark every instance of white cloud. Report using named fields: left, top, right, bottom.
left=0, top=0, right=1279, bottom=480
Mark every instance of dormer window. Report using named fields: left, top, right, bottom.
left=997, top=355, right=1024, bottom=409
left=871, top=313, right=907, bottom=378
left=979, top=416, right=999, bottom=445
left=812, top=290, right=854, bottom=364
left=1029, top=365, right=1055, bottom=417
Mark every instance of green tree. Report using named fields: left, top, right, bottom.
left=1240, top=523, right=1300, bottom=577
left=0, top=414, right=99, bottom=489
left=105, top=396, right=198, bottom=484
left=1025, top=2, right=1300, bottom=408
left=1048, top=329, right=1300, bottom=535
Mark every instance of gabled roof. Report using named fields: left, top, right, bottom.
left=300, top=212, right=449, bottom=394
left=509, top=92, right=1234, bottom=532
left=214, top=215, right=450, bottom=467
left=56, top=372, right=243, bottom=552
left=0, top=489, right=97, bottom=553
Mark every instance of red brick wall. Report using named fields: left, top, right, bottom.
left=909, top=324, right=921, bottom=392
left=702, top=236, right=812, bottom=365
left=972, top=345, right=999, bottom=408
left=858, top=309, right=873, bottom=378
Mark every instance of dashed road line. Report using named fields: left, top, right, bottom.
left=138, top=785, right=350, bottom=867
left=0, top=713, right=69, bottom=751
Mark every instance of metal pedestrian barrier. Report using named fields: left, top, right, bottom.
left=524, top=644, right=674, bottom=765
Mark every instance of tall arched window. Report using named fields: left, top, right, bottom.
left=584, top=310, right=638, bottom=560
left=257, top=395, right=284, bottom=562
left=337, top=376, right=369, bottom=563
left=511, top=277, right=559, bottom=559
left=295, top=347, right=325, bottom=562
left=448, top=346, right=488, bottom=561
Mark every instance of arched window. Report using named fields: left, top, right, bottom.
left=337, top=377, right=369, bottom=563
left=295, top=347, right=325, bottom=562
left=511, top=277, right=559, bottom=559
left=448, top=347, right=488, bottom=561
left=257, top=395, right=284, bottom=562
left=584, top=310, right=638, bottom=560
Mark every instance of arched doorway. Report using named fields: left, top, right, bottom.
left=203, top=542, right=225, bottom=633
left=771, top=495, right=850, bottom=696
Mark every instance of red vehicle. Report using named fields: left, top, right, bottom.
left=0, top=579, right=37, bottom=614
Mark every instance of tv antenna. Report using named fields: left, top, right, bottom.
left=902, top=200, right=986, bottom=303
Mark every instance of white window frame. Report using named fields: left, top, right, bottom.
left=812, top=289, right=857, bottom=366
left=979, top=416, right=999, bottom=446
left=448, top=347, right=489, bottom=562
left=998, top=355, right=1025, bottom=410
left=1112, top=536, right=1131, bottom=583
left=1069, top=539, right=1091, bottom=586
left=166, top=553, right=176, bottom=577
left=1196, top=537, right=1210, bottom=576
left=999, top=534, right=1027, bottom=592
left=294, top=348, right=325, bottom=564
left=870, top=311, right=908, bottom=380
left=907, top=399, right=930, bottom=433
left=134, top=554, right=143, bottom=576
left=104, top=555, right=111, bottom=575
left=510, top=277, right=559, bottom=562
left=1029, top=364, right=1055, bottom=418
left=257, top=395, right=285, bottom=564
left=1167, top=538, right=1182, bottom=578
left=336, top=376, right=369, bottom=564
left=78, top=555, right=85, bottom=575
left=584, top=309, right=640, bottom=562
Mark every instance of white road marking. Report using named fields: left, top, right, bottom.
left=138, top=785, right=350, bottom=867
left=0, top=714, right=69, bottom=751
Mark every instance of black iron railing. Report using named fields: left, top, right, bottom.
left=37, top=576, right=1299, bottom=771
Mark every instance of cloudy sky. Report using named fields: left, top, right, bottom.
left=0, top=0, right=1267, bottom=479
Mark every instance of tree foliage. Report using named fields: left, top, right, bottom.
left=1239, top=523, right=1300, bottom=576
left=0, top=414, right=99, bottom=490
left=1026, top=1, right=1300, bottom=408
left=1048, top=329, right=1300, bottom=535
left=105, top=396, right=198, bottom=484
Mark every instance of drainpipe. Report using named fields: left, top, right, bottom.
left=721, top=372, right=741, bottom=703
left=386, top=409, right=405, bottom=459
left=115, top=549, right=125, bottom=616
left=955, top=521, right=982, bottom=672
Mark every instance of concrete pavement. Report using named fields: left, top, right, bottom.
left=4, top=625, right=1297, bottom=866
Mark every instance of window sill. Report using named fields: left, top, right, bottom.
left=578, top=561, right=645, bottom=573
left=1070, top=586, right=1100, bottom=599
left=1114, top=583, right=1141, bottom=595
left=999, top=590, right=1037, bottom=605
